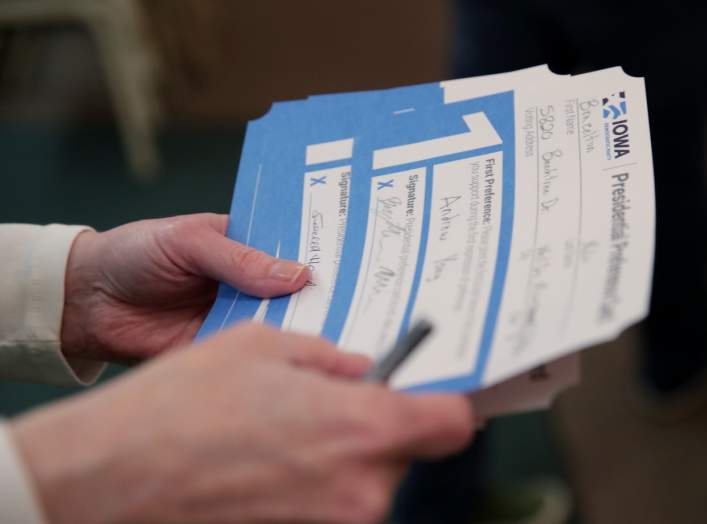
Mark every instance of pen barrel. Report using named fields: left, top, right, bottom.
left=363, top=320, right=433, bottom=384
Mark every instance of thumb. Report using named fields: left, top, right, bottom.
left=210, top=322, right=371, bottom=379
left=280, top=332, right=372, bottom=379
left=384, top=393, right=475, bottom=459
left=185, top=223, right=309, bottom=298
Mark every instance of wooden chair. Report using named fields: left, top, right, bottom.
left=0, top=0, right=161, bottom=181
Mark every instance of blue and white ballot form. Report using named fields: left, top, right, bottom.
left=198, top=66, right=655, bottom=418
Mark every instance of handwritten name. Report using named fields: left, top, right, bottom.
left=540, top=148, right=562, bottom=212
left=439, top=195, right=461, bottom=241
left=426, top=254, right=458, bottom=283
left=579, top=99, right=599, bottom=154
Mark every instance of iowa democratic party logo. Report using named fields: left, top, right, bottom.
left=602, top=91, right=630, bottom=159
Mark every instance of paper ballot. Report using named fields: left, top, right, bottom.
left=197, top=65, right=654, bottom=417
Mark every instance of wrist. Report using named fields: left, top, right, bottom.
left=10, top=402, right=116, bottom=524
left=10, top=372, right=188, bottom=524
left=60, top=231, right=100, bottom=361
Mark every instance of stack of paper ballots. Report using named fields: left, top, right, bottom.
left=198, top=65, right=655, bottom=420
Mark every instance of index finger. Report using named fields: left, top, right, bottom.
left=353, top=386, right=475, bottom=460
left=388, top=392, right=475, bottom=459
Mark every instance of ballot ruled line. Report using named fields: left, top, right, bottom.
left=340, top=196, right=382, bottom=348
left=603, top=161, right=637, bottom=172
left=283, top=191, right=314, bottom=329
left=561, top=99, right=584, bottom=334
left=220, top=163, right=263, bottom=330
left=521, top=106, right=541, bottom=340
left=253, top=242, right=279, bottom=323
left=406, top=101, right=517, bottom=392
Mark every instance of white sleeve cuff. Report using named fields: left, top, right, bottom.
left=0, top=423, right=47, bottom=524
left=0, top=224, right=106, bottom=386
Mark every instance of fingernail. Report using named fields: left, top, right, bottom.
left=269, top=261, right=307, bottom=283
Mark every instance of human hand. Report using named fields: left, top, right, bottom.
left=12, top=323, right=474, bottom=524
left=60, top=213, right=308, bottom=364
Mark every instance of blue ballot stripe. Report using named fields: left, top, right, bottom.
left=202, top=84, right=455, bottom=341
left=404, top=97, right=516, bottom=392
left=197, top=118, right=268, bottom=339
left=198, top=83, right=516, bottom=394
left=396, top=166, right=433, bottom=338
left=326, top=92, right=515, bottom=391
left=392, top=144, right=506, bottom=336
left=319, top=162, right=370, bottom=340
left=323, top=91, right=512, bottom=346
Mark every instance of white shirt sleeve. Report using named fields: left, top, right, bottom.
left=0, top=224, right=106, bottom=386
left=0, top=422, right=47, bottom=524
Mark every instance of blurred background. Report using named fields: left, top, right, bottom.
left=1, top=1, right=706, bottom=523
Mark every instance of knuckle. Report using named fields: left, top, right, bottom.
left=390, top=396, right=419, bottom=427
left=232, top=321, right=274, bottom=347
left=357, top=386, right=382, bottom=412
left=446, top=398, right=475, bottom=443
left=231, top=245, right=269, bottom=275
left=292, top=343, right=332, bottom=368
left=165, top=215, right=195, bottom=236
left=348, top=390, right=397, bottom=450
left=349, top=481, right=391, bottom=524
left=234, top=321, right=262, bottom=337
left=281, top=332, right=330, bottom=363
left=344, top=405, right=377, bottom=439
left=202, top=211, right=221, bottom=222
left=205, top=212, right=228, bottom=233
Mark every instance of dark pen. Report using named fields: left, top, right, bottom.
left=363, top=319, right=434, bottom=384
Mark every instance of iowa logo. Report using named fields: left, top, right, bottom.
left=602, top=91, right=630, bottom=159
left=602, top=91, right=627, bottom=120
